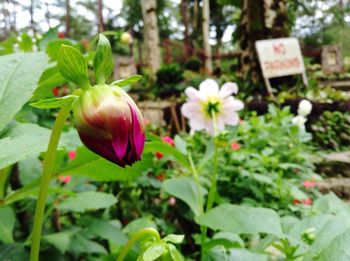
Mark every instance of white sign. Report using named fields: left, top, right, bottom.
left=255, top=37, right=306, bottom=79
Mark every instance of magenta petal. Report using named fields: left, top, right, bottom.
left=130, top=105, right=145, bottom=158
left=111, top=118, right=129, bottom=161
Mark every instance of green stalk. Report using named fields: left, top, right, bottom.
left=188, top=152, right=207, bottom=258
left=206, top=112, right=219, bottom=212
left=116, top=227, right=161, bottom=261
left=30, top=105, right=71, bottom=261
left=199, top=112, right=220, bottom=260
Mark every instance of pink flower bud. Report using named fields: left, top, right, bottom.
left=58, top=175, right=71, bottom=184
left=73, top=85, right=145, bottom=167
left=68, top=150, right=76, bottom=160
left=231, top=142, right=240, bottom=150
left=155, top=136, right=174, bottom=159
left=303, top=180, right=316, bottom=189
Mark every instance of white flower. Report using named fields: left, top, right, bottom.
left=292, top=115, right=307, bottom=130
left=298, top=100, right=312, bottom=117
left=181, top=79, right=244, bottom=136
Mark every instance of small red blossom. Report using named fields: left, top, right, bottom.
left=68, top=150, right=76, bottom=160
left=52, top=87, right=59, bottom=97
left=293, top=199, right=301, bottom=205
left=156, top=173, right=166, bottom=181
left=169, top=197, right=176, bottom=206
left=57, top=32, right=65, bottom=39
left=231, top=142, right=240, bottom=150
left=155, top=136, right=175, bottom=159
left=239, top=119, right=244, bottom=124
left=303, top=180, right=316, bottom=189
left=293, top=198, right=313, bottom=205
left=302, top=198, right=313, bottom=205
left=58, top=175, right=71, bottom=184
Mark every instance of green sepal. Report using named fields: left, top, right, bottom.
left=111, top=75, right=142, bottom=87
left=94, top=34, right=114, bottom=84
left=30, top=95, right=79, bottom=109
left=57, top=45, right=91, bottom=90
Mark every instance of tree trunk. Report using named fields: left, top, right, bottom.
left=239, top=0, right=289, bottom=87
left=97, top=0, right=104, bottom=32
left=30, top=0, right=36, bottom=34
left=181, top=0, right=191, bottom=57
left=45, top=2, right=50, bottom=28
left=65, top=0, right=70, bottom=37
left=202, top=0, right=212, bottom=74
left=141, top=0, right=161, bottom=78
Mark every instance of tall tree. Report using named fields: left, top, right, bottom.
left=238, top=0, right=289, bottom=86
left=65, top=0, right=70, bottom=36
left=141, top=0, right=161, bottom=77
left=97, top=0, right=104, bottom=32
left=202, top=0, right=212, bottom=73
left=181, top=0, right=191, bottom=57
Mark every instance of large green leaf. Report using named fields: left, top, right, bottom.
left=43, top=231, right=73, bottom=253
left=0, top=206, right=15, bottom=243
left=31, top=66, right=66, bottom=100
left=58, top=146, right=152, bottom=181
left=163, top=177, right=206, bottom=216
left=57, top=191, right=117, bottom=212
left=318, top=229, right=350, bottom=261
left=144, top=141, right=189, bottom=168
left=0, top=123, right=51, bottom=169
left=0, top=52, right=49, bottom=132
left=195, top=204, right=282, bottom=236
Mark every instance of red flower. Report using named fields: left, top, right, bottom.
left=52, top=87, right=59, bottom=97
left=302, top=198, right=313, bottom=205
left=303, top=180, right=316, bottom=189
left=57, top=32, right=65, bottom=39
left=58, top=175, right=71, bottom=184
left=68, top=150, right=76, bottom=160
left=231, top=142, right=240, bottom=150
left=156, top=173, right=166, bottom=181
left=293, top=198, right=313, bottom=205
left=155, top=136, right=175, bottom=159
left=293, top=199, right=301, bottom=205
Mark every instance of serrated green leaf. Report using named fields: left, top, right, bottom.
left=144, top=141, right=189, bottom=168
left=31, top=66, right=66, bottom=100
left=111, top=75, right=142, bottom=87
left=57, top=45, right=90, bottom=89
left=168, top=244, right=184, bottom=261
left=0, top=206, right=15, bottom=243
left=30, top=95, right=78, bottom=109
left=141, top=242, right=165, bottom=261
left=0, top=52, right=49, bottom=132
left=58, top=146, right=152, bottom=181
left=163, top=177, right=206, bottom=216
left=318, top=229, right=350, bottom=261
left=163, top=234, right=184, bottom=244
left=19, top=33, right=33, bottom=52
left=46, top=39, right=72, bottom=61
left=94, top=34, right=113, bottom=84
left=0, top=123, right=51, bottom=169
left=57, top=191, right=117, bottom=212
left=195, top=204, right=283, bottom=236
left=43, top=231, right=73, bottom=253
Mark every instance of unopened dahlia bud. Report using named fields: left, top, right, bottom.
left=73, top=85, right=145, bottom=167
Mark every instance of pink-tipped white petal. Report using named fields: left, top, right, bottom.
left=219, top=82, right=238, bottom=98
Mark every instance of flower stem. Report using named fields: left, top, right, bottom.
left=198, top=112, right=219, bottom=260
left=206, top=111, right=219, bottom=211
left=188, top=152, right=206, bottom=258
left=30, top=106, right=71, bottom=261
left=116, top=227, right=161, bottom=261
